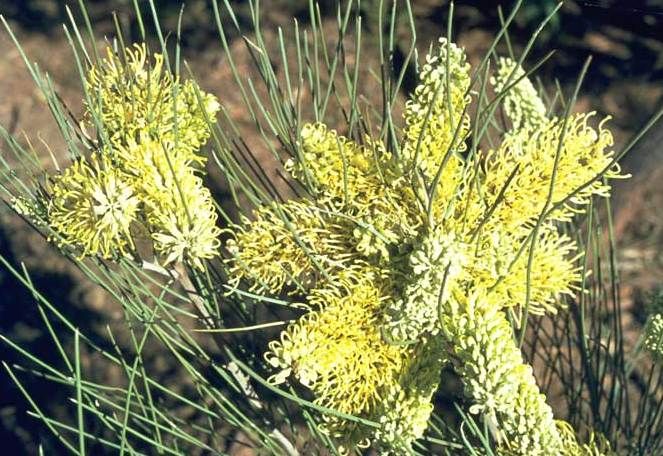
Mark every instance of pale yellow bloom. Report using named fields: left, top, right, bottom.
left=402, top=38, right=471, bottom=185
left=477, top=113, right=622, bottom=234
left=86, top=43, right=220, bottom=161
left=226, top=36, right=621, bottom=455
left=115, top=138, right=220, bottom=269
left=441, top=290, right=563, bottom=455
left=292, top=122, right=422, bottom=259
left=41, top=43, right=221, bottom=269
left=470, top=227, right=582, bottom=317
left=265, top=280, right=405, bottom=429
left=225, top=200, right=371, bottom=294
left=382, top=231, right=468, bottom=342
left=47, top=154, right=139, bottom=259
left=373, top=336, right=448, bottom=453
left=492, top=57, right=548, bottom=133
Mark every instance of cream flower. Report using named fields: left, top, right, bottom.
left=47, top=154, right=138, bottom=258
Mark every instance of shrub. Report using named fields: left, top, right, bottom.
left=2, top=1, right=663, bottom=454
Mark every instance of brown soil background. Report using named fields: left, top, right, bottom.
left=1, top=0, right=663, bottom=454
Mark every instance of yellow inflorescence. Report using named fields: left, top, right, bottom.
left=48, top=154, right=139, bottom=258
left=114, top=138, right=220, bottom=269
left=442, top=290, right=563, bottom=453
left=227, top=39, right=620, bottom=454
left=290, top=122, right=423, bottom=259
left=492, top=57, right=548, bottom=133
left=226, top=200, right=363, bottom=293
left=266, top=280, right=405, bottom=415
left=402, top=38, right=471, bottom=185
left=86, top=43, right=220, bottom=162
left=44, top=43, right=220, bottom=269
left=644, top=313, right=663, bottom=360
left=470, top=227, right=581, bottom=317
left=478, top=113, right=621, bottom=234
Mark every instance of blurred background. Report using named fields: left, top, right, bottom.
left=1, top=0, right=662, bottom=453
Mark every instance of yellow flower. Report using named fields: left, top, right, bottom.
left=291, top=122, right=422, bottom=259
left=41, top=43, right=221, bottom=269
left=491, top=57, right=548, bottom=133
left=441, top=290, right=564, bottom=455
left=115, top=138, right=221, bottom=269
left=47, top=154, right=139, bottom=259
left=374, top=336, right=448, bottom=452
left=470, top=227, right=582, bottom=317
left=402, top=38, right=471, bottom=183
left=226, top=36, right=621, bottom=454
left=86, top=44, right=220, bottom=162
left=477, top=113, right=622, bottom=234
left=382, top=231, right=468, bottom=342
left=225, top=200, right=368, bottom=294
left=265, top=280, right=406, bottom=436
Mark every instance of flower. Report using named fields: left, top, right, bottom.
left=441, top=290, right=563, bottom=455
left=265, top=279, right=407, bottom=447
left=266, top=280, right=404, bottom=412
left=476, top=113, right=623, bottom=234
left=115, top=138, right=221, bottom=269
left=644, top=313, right=663, bottom=360
left=382, top=232, right=468, bottom=342
left=47, top=154, right=139, bottom=259
left=291, top=122, right=422, bottom=259
left=226, top=36, right=620, bottom=454
left=469, top=227, right=582, bottom=318
left=40, top=43, right=221, bottom=269
left=226, top=200, right=366, bottom=293
left=401, top=38, right=471, bottom=184
left=86, top=43, right=220, bottom=161
left=373, top=336, right=448, bottom=453
left=491, top=57, right=548, bottom=133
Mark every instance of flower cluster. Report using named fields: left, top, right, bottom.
left=43, top=43, right=220, bottom=268
left=86, top=44, right=219, bottom=160
left=491, top=57, right=547, bottom=133
left=401, top=38, right=471, bottom=183
left=47, top=154, right=139, bottom=258
left=226, top=37, right=621, bottom=454
left=644, top=313, right=663, bottom=360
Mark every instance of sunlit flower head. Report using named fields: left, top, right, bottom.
left=491, top=57, right=548, bottom=133
left=115, top=138, right=221, bottom=269
left=225, top=200, right=367, bottom=293
left=86, top=43, right=220, bottom=163
left=382, top=231, right=468, bottom=342
left=440, top=290, right=564, bottom=455
left=373, top=336, right=448, bottom=452
left=225, top=34, right=621, bottom=455
left=475, top=113, right=623, bottom=235
left=402, top=37, right=471, bottom=185
left=291, top=122, right=422, bottom=259
left=47, top=154, right=139, bottom=259
left=41, top=43, right=221, bottom=269
left=470, top=227, right=582, bottom=318
left=265, top=280, right=406, bottom=431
